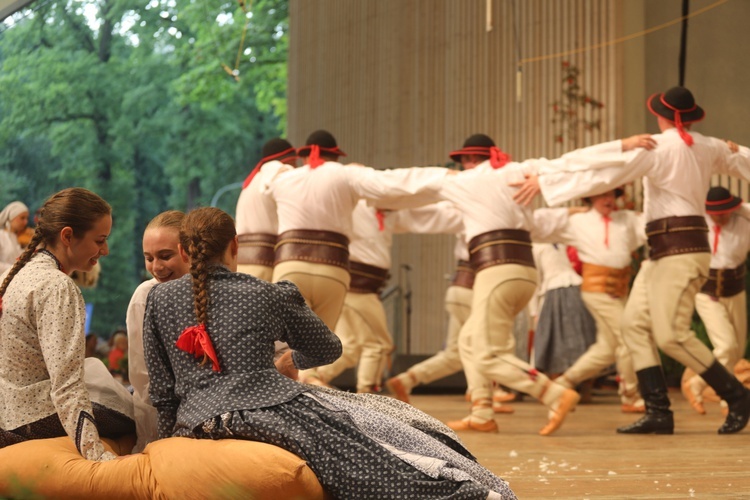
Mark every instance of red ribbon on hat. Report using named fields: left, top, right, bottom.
left=175, top=324, right=221, bottom=372
left=309, top=145, right=324, bottom=168
left=489, top=147, right=511, bottom=169
left=660, top=94, right=696, bottom=146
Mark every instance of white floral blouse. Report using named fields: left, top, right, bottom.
left=0, top=252, right=112, bottom=461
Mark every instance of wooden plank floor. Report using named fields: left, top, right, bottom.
left=408, top=390, right=750, bottom=499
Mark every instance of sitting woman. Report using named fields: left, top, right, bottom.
left=144, top=207, right=514, bottom=500
left=0, top=200, right=30, bottom=273
left=128, top=210, right=297, bottom=453
left=0, top=188, right=135, bottom=461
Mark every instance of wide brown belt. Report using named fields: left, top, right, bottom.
left=580, top=263, right=632, bottom=298
left=468, top=229, right=535, bottom=272
left=701, top=262, right=747, bottom=298
left=275, top=229, right=350, bottom=271
left=452, top=259, right=475, bottom=289
left=645, top=216, right=709, bottom=261
left=237, top=233, right=277, bottom=267
left=349, top=261, right=390, bottom=294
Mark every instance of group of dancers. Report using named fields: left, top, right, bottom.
left=2, top=84, right=750, bottom=499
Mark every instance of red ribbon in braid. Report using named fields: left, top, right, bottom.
left=175, top=324, right=221, bottom=372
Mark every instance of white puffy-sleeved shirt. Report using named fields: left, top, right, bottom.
left=144, top=268, right=342, bottom=438
left=0, top=230, right=22, bottom=274
left=349, top=200, right=464, bottom=269
left=437, top=161, right=569, bottom=242
left=235, top=160, right=293, bottom=235
left=538, top=208, right=646, bottom=269
left=126, top=278, right=159, bottom=452
left=267, top=162, right=448, bottom=239
left=0, top=252, right=110, bottom=461
left=706, top=204, right=750, bottom=269
left=534, top=129, right=750, bottom=221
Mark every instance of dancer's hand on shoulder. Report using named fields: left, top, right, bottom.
left=511, top=173, right=541, bottom=206
left=622, top=134, right=656, bottom=151
left=726, top=140, right=739, bottom=153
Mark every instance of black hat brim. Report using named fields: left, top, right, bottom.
left=705, top=196, right=742, bottom=215
left=647, top=93, right=705, bottom=124
left=449, top=147, right=492, bottom=162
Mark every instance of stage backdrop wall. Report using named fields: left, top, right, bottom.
left=287, top=0, right=750, bottom=355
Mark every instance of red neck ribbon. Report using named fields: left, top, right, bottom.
left=713, top=224, right=722, bottom=255
left=175, top=324, right=221, bottom=372
left=376, top=210, right=386, bottom=231
left=602, top=215, right=612, bottom=249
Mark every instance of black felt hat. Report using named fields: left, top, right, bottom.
left=449, top=134, right=496, bottom=162
left=296, top=130, right=347, bottom=158
left=705, top=186, right=742, bottom=215
left=647, top=86, right=705, bottom=125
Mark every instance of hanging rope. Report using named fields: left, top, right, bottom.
left=517, top=0, right=728, bottom=66
left=679, top=0, right=690, bottom=86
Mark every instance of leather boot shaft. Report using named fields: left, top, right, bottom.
left=699, top=361, right=750, bottom=434
left=617, top=366, right=673, bottom=435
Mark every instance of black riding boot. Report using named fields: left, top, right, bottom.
left=700, top=360, right=750, bottom=434
left=617, top=366, right=674, bottom=434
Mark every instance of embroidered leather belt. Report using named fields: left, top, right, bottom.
left=645, top=216, right=709, bottom=261
left=451, top=259, right=475, bottom=289
left=468, top=229, right=535, bottom=272
left=237, top=233, right=277, bottom=267
left=580, top=263, right=632, bottom=298
left=349, top=261, right=390, bottom=294
left=701, top=262, right=747, bottom=298
left=275, top=229, right=350, bottom=271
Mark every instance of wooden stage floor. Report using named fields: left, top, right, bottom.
left=408, top=390, right=750, bottom=499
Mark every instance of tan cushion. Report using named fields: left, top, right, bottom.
left=0, top=436, right=324, bottom=500
left=0, top=437, right=152, bottom=499
left=146, top=437, right=325, bottom=499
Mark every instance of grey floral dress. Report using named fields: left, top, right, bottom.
left=144, top=266, right=515, bottom=499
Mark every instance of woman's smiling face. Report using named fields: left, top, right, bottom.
left=143, top=226, right=189, bottom=283
left=67, top=214, right=111, bottom=273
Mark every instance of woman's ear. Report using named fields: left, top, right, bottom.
left=60, top=226, right=74, bottom=248
left=231, top=236, right=239, bottom=258
left=178, top=243, right=190, bottom=262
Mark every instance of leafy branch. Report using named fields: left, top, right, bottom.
left=550, top=61, right=604, bottom=149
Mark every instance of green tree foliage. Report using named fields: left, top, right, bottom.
left=0, top=0, right=288, bottom=335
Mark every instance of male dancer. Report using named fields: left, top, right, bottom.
left=515, top=86, right=750, bottom=434
left=314, top=199, right=463, bottom=392
left=235, top=138, right=297, bottom=281
left=688, top=186, right=750, bottom=414
left=268, top=130, right=449, bottom=331
left=432, top=134, right=579, bottom=435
